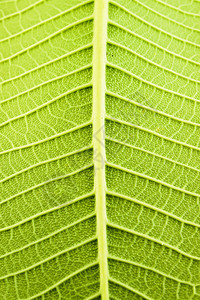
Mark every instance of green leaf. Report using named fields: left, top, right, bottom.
left=0, top=0, right=200, bottom=299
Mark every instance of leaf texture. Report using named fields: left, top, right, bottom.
left=0, top=0, right=200, bottom=299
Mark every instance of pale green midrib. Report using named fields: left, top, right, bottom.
left=93, top=0, right=109, bottom=299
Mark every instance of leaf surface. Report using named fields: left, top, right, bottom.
left=0, top=0, right=200, bottom=299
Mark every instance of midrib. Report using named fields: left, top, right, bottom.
left=93, top=0, right=109, bottom=299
